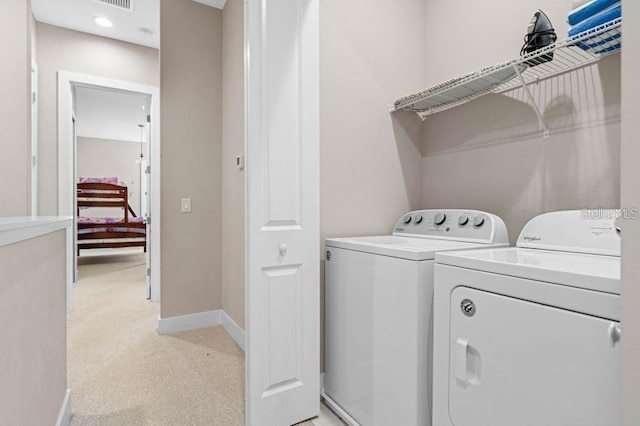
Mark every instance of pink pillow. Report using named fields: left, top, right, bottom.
left=79, top=177, right=119, bottom=184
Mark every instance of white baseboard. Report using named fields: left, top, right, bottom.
left=157, top=310, right=221, bottom=335
left=157, top=309, right=246, bottom=351
left=220, top=310, right=246, bottom=351
left=56, top=389, right=72, bottom=426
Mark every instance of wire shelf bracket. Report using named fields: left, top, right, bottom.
left=513, top=64, right=550, bottom=139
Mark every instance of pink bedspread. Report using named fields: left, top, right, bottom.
left=77, top=216, right=146, bottom=235
left=78, top=216, right=145, bottom=224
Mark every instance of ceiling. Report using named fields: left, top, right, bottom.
left=75, top=86, right=150, bottom=142
left=32, top=0, right=226, bottom=138
left=31, top=0, right=227, bottom=49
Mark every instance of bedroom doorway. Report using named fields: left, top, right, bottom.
left=74, top=86, right=151, bottom=292
left=58, top=72, right=160, bottom=312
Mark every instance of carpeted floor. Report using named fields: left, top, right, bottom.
left=68, top=253, right=245, bottom=425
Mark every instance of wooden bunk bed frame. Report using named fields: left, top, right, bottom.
left=76, top=182, right=147, bottom=254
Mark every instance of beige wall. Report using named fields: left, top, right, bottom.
left=621, top=0, right=640, bottom=423
left=160, top=0, right=223, bottom=318
left=77, top=137, right=145, bottom=217
left=221, top=0, right=245, bottom=329
left=319, top=0, right=425, bottom=370
left=422, top=2, right=573, bottom=86
left=0, top=230, right=67, bottom=425
left=0, top=0, right=32, bottom=216
left=320, top=0, right=425, bottom=241
left=421, top=1, right=620, bottom=244
left=36, top=23, right=159, bottom=215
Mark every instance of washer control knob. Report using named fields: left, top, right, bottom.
left=403, top=215, right=412, bottom=224
left=415, top=215, right=423, bottom=224
left=458, top=215, right=469, bottom=226
left=473, top=216, right=485, bottom=227
left=434, top=213, right=447, bottom=225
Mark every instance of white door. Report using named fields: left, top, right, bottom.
left=245, top=0, right=320, bottom=424
left=449, top=286, right=621, bottom=426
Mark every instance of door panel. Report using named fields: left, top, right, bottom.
left=246, top=0, right=320, bottom=424
left=264, top=0, right=301, bottom=227
left=261, top=265, right=302, bottom=395
left=449, top=286, right=621, bottom=426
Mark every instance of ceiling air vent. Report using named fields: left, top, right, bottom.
left=93, top=0, right=133, bottom=10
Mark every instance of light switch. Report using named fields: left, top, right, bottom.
left=181, top=198, right=191, bottom=213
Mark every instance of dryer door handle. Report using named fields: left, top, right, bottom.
left=455, top=338, right=481, bottom=388
left=608, top=323, right=621, bottom=347
left=455, top=338, right=469, bottom=386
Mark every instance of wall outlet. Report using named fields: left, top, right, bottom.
left=181, top=198, right=192, bottom=213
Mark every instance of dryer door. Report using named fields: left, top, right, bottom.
left=449, top=286, right=620, bottom=426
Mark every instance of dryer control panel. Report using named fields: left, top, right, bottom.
left=392, top=209, right=509, bottom=245
left=517, top=209, right=621, bottom=256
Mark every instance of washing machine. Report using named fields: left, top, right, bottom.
left=432, top=210, right=621, bottom=426
left=322, top=209, right=509, bottom=426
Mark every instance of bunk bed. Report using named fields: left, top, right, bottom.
left=76, top=179, right=146, bottom=255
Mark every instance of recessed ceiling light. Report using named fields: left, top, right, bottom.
left=93, top=16, right=113, bottom=28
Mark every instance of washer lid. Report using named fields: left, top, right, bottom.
left=325, top=235, right=496, bottom=261
left=436, top=246, right=620, bottom=294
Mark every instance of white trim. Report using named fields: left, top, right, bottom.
left=221, top=310, right=246, bottom=351
left=157, top=310, right=246, bottom=350
left=320, top=372, right=324, bottom=394
left=31, top=62, right=38, bottom=217
left=55, top=389, right=72, bottom=426
left=66, top=226, right=73, bottom=313
left=157, top=310, right=221, bottom=335
left=57, top=71, right=161, bottom=308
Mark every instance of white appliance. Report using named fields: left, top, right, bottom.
left=322, top=209, right=509, bottom=426
left=433, top=210, right=621, bottom=426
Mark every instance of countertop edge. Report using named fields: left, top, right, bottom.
left=0, top=216, right=73, bottom=247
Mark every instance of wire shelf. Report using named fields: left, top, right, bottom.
left=391, top=17, right=621, bottom=120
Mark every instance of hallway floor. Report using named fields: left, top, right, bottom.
left=68, top=252, right=245, bottom=425
left=68, top=251, right=345, bottom=425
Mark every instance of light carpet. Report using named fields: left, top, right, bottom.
left=68, top=253, right=245, bottom=425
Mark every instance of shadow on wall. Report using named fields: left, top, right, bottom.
left=422, top=54, right=621, bottom=157
left=420, top=54, right=621, bottom=244
left=391, top=109, right=423, bottom=211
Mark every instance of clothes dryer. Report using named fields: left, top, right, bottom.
left=323, top=210, right=509, bottom=426
left=433, top=210, right=621, bottom=426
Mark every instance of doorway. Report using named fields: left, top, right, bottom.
left=74, top=86, right=151, bottom=292
left=57, top=72, right=160, bottom=312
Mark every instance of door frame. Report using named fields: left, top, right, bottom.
left=57, top=71, right=161, bottom=311
left=30, top=62, right=38, bottom=217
